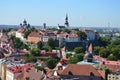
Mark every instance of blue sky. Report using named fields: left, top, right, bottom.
left=0, top=0, right=120, bottom=27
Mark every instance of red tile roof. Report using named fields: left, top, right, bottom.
left=41, top=50, right=59, bottom=55
left=18, top=49, right=29, bottom=53
left=58, top=33, right=78, bottom=38
left=69, top=33, right=79, bottom=38
left=60, top=58, right=68, bottom=65
left=94, top=56, right=120, bottom=66
left=104, top=64, right=120, bottom=72
left=98, top=70, right=106, bottom=80
left=24, top=67, right=44, bottom=80
left=61, top=64, right=101, bottom=77
left=8, top=64, right=33, bottom=73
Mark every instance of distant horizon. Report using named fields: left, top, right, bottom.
left=0, top=0, right=120, bottom=27
left=0, top=24, right=120, bottom=29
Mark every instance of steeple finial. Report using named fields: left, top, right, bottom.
left=65, top=14, right=68, bottom=21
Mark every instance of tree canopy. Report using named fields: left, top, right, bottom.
left=73, top=47, right=84, bottom=54
left=93, top=37, right=120, bottom=60
left=11, top=36, right=29, bottom=49
left=67, top=53, right=84, bottom=64
left=47, top=38, right=55, bottom=49
left=107, top=55, right=117, bottom=61
left=24, top=28, right=37, bottom=38
left=77, top=30, right=87, bottom=40
left=30, top=48, right=40, bottom=56
left=37, top=41, right=43, bottom=50
left=46, top=58, right=59, bottom=69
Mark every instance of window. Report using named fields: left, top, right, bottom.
left=90, top=72, right=94, bottom=77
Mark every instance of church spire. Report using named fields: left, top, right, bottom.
left=65, top=14, right=68, bottom=21
left=88, top=43, right=93, bottom=54
left=64, top=14, right=69, bottom=27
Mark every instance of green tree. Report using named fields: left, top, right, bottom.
left=67, top=57, right=79, bottom=64
left=37, top=41, right=43, bottom=49
left=75, top=53, right=84, bottom=61
left=21, top=44, right=29, bottom=50
left=30, top=48, right=40, bottom=56
left=43, top=45, right=52, bottom=52
left=111, top=38, right=120, bottom=46
left=73, top=47, right=84, bottom=54
left=47, top=38, right=55, bottom=48
left=11, top=36, right=27, bottom=49
left=25, top=54, right=37, bottom=62
left=35, top=66, right=44, bottom=71
left=63, top=29, right=71, bottom=33
left=13, top=37, right=23, bottom=48
left=24, top=29, right=32, bottom=38
left=77, top=31, right=87, bottom=40
left=107, top=55, right=117, bottom=61
left=58, top=29, right=62, bottom=33
left=66, top=53, right=72, bottom=58
left=46, top=58, right=58, bottom=69
left=48, top=28, right=57, bottom=31
left=24, top=28, right=37, bottom=38
left=99, top=48, right=110, bottom=58
left=74, top=28, right=79, bottom=31
left=67, top=53, right=84, bottom=64
left=94, top=46, right=102, bottom=55
left=98, top=37, right=111, bottom=47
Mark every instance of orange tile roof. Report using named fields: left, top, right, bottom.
left=61, top=64, right=101, bottom=77
left=28, top=32, right=41, bottom=37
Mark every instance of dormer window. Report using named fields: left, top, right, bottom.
left=68, top=71, right=73, bottom=75
left=90, top=72, right=94, bottom=77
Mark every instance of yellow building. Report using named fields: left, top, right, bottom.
left=1, top=64, right=7, bottom=80
left=108, top=73, right=120, bottom=80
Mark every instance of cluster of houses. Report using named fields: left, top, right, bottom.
left=0, top=20, right=120, bottom=80
left=11, top=20, right=98, bottom=50
left=0, top=41, right=120, bottom=80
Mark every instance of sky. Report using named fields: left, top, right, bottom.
left=0, top=0, right=120, bottom=27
